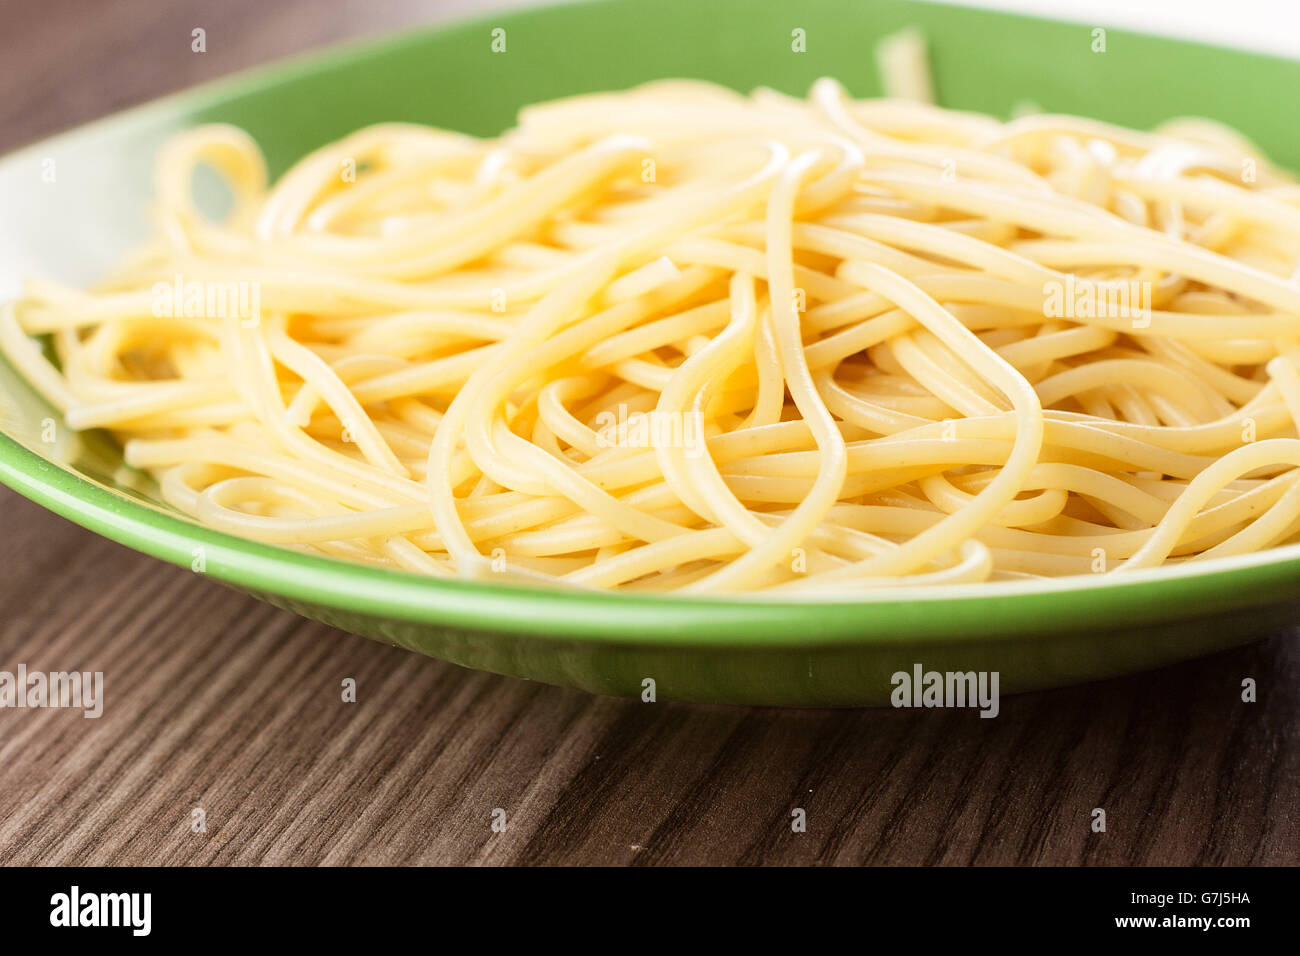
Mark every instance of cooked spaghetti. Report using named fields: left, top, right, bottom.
left=6, top=67, right=1300, bottom=594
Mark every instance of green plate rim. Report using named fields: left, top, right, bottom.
left=7, top=423, right=1300, bottom=647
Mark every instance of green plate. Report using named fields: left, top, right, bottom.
left=2, top=0, right=1298, bottom=706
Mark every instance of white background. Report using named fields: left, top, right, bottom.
left=916, top=0, right=1300, bottom=58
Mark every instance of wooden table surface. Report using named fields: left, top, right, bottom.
left=1, top=0, right=1297, bottom=867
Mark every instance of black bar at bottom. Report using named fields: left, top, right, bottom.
left=0, top=865, right=1279, bottom=941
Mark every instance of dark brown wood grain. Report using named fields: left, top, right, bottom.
left=0, top=0, right=1297, bottom=867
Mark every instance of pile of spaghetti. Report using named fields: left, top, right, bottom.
left=6, top=72, right=1300, bottom=594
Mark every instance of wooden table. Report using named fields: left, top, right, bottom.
left=1, top=0, right=1296, bottom=866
